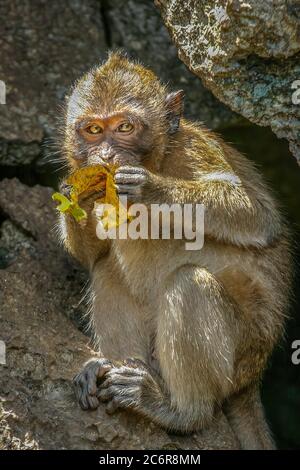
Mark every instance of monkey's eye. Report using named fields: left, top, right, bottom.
left=86, top=124, right=103, bottom=134
left=117, top=122, right=134, bottom=133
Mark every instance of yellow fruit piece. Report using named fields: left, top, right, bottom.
left=52, top=164, right=129, bottom=229
left=66, top=164, right=108, bottom=202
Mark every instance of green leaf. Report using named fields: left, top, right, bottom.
left=70, top=205, right=87, bottom=222
left=52, top=193, right=72, bottom=212
left=52, top=192, right=87, bottom=222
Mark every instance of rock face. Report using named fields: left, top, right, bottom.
left=0, top=0, right=106, bottom=143
left=155, top=0, right=300, bottom=162
left=0, top=178, right=238, bottom=449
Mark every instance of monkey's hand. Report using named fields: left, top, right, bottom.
left=59, top=180, right=105, bottom=213
left=114, top=166, right=157, bottom=203
left=73, top=358, right=113, bottom=410
left=97, top=358, right=164, bottom=415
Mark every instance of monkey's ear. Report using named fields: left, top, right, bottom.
left=165, top=90, right=185, bottom=134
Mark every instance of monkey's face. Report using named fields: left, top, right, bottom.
left=69, top=110, right=155, bottom=169
left=63, top=54, right=184, bottom=171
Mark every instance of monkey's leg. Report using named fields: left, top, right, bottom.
left=73, top=261, right=150, bottom=411
left=98, top=266, right=238, bottom=433
left=224, top=385, right=275, bottom=450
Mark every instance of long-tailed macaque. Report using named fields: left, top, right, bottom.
left=58, top=52, right=292, bottom=449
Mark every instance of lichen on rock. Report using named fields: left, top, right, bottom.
left=156, top=0, right=300, bottom=162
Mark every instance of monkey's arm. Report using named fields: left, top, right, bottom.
left=115, top=166, right=282, bottom=247
left=59, top=192, right=110, bottom=270
left=156, top=176, right=281, bottom=246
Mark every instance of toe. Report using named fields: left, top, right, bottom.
left=86, top=394, right=100, bottom=410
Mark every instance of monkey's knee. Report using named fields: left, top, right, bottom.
left=73, top=358, right=112, bottom=410
left=167, top=265, right=226, bottom=297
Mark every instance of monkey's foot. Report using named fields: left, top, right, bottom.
left=73, top=358, right=112, bottom=410
left=97, top=358, right=161, bottom=415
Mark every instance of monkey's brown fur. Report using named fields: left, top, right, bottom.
left=58, top=52, right=292, bottom=449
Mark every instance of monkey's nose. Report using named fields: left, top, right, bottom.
left=89, top=148, right=114, bottom=166
left=100, top=148, right=114, bottom=161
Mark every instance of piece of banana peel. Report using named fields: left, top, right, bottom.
left=52, top=165, right=129, bottom=230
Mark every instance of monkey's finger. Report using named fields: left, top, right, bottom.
left=74, top=375, right=99, bottom=410
left=73, top=360, right=112, bottom=408
left=116, top=166, right=146, bottom=175
left=101, top=366, right=146, bottom=383
left=74, top=377, right=89, bottom=410
left=86, top=362, right=112, bottom=395
left=86, top=371, right=98, bottom=396
left=79, top=388, right=98, bottom=410
left=115, top=184, right=141, bottom=195
left=105, top=393, right=139, bottom=414
left=73, top=372, right=89, bottom=410
left=73, top=374, right=83, bottom=401
left=87, top=384, right=97, bottom=396
left=109, top=365, right=147, bottom=376
left=101, top=373, right=143, bottom=389
left=74, top=368, right=95, bottom=398
left=97, top=384, right=132, bottom=402
left=86, top=395, right=99, bottom=410
left=114, top=173, right=146, bottom=185
left=73, top=372, right=87, bottom=394
left=98, top=384, right=140, bottom=401
left=59, top=182, right=72, bottom=198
